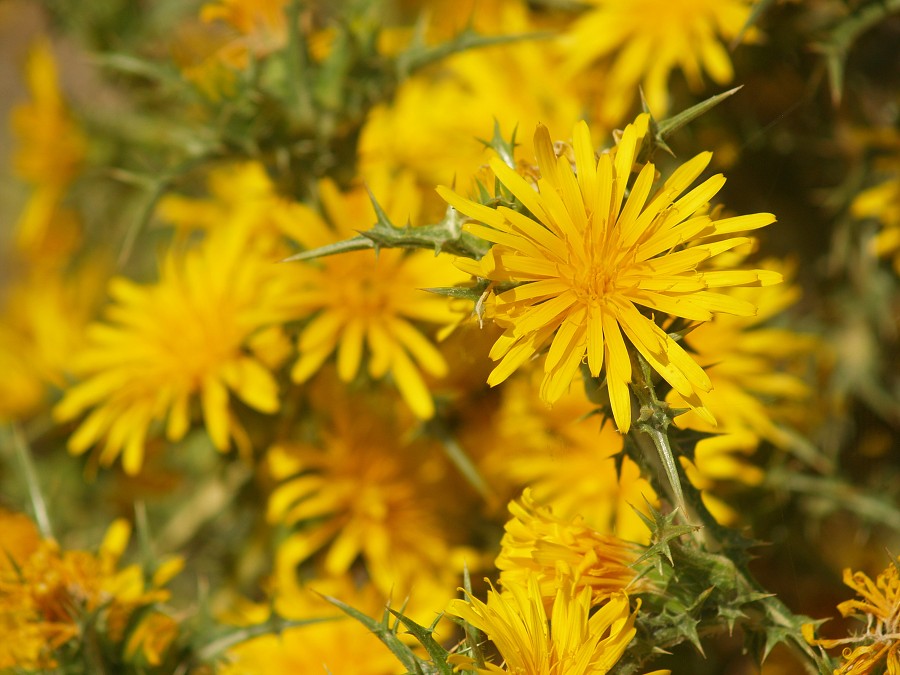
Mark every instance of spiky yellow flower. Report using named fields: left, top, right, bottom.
left=496, top=490, right=644, bottom=609
left=439, top=115, right=779, bottom=433
left=289, top=177, right=467, bottom=419
left=804, top=556, right=900, bottom=674
left=54, top=225, right=300, bottom=474
left=447, top=573, right=638, bottom=674
left=0, top=511, right=182, bottom=670
left=561, top=0, right=754, bottom=122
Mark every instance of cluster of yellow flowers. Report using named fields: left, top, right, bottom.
left=2, top=0, right=899, bottom=673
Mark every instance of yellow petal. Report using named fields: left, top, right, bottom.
left=201, top=374, right=230, bottom=450
left=390, top=348, right=434, bottom=419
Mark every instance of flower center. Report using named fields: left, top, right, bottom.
left=568, top=261, right=619, bottom=305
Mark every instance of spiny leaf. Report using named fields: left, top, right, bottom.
left=322, top=595, right=426, bottom=673
left=387, top=610, right=454, bottom=675
left=653, top=86, right=743, bottom=143
left=477, top=118, right=519, bottom=169
left=461, top=564, right=486, bottom=668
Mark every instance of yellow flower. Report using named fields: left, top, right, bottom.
left=561, top=0, right=755, bottom=122
left=0, top=260, right=107, bottom=422
left=267, top=380, right=465, bottom=600
left=851, top=130, right=900, bottom=274
left=54, top=224, right=300, bottom=474
left=439, top=115, right=779, bottom=433
left=157, top=160, right=311, bottom=246
left=472, top=372, right=657, bottom=542
left=665, top=260, right=818, bottom=520
left=360, top=1, right=583, bottom=196
left=0, top=512, right=181, bottom=670
left=496, top=490, right=645, bottom=610
left=804, top=556, right=900, bottom=675
left=289, top=177, right=467, bottom=420
left=447, top=573, right=638, bottom=674
left=10, top=39, right=87, bottom=261
left=10, top=39, right=85, bottom=192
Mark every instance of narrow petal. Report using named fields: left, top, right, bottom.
left=390, top=348, right=434, bottom=419
left=336, top=318, right=365, bottom=381
left=587, top=306, right=605, bottom=377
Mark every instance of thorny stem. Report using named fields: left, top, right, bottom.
left=623, top=355, right=823, bottom=672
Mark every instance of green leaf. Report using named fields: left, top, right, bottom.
left=322, top=594, right=426, bottom=673
left=388, top=610, right=454, bottom=675
left=654, top=86, right=743, bottom=142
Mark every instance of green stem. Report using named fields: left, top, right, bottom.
left=818, top=0, right=900, bottom=103
left=285, top=0, right=315, bottom=127
left=765, top=466, right=900, bottom=530
left=622, top=356, right=823, bottom=672
left=8, top=424, right=54, bottom=540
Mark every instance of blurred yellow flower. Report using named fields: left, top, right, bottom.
left=851, top=131, right=900, bottom=274
left=268, top=381, right=465, bottom=600
left=497, top=490, right=644, bottom=609
left=288, top=176, right=467, bottom=419
left=666, top=261, right=817, bottom=520
left=200, top=0, right=287, bottom=65
left=361, top=2, right=583, bottom=196
left=54, top=224, right=301, bottom=474
left=440, top=115, right=779, bottom=432
left=472, top=372, right=656, bottom=542
left=157, top=160, right=310, bottom=247
left=447, top=573, right=637, bottom=674
left=561, top=0, right=754, bottom=122
left=0, top=261, right=106, bottom=422
left=0, top=512, right=181, bottom=670
left=804, top=556, right=900, bottom=675
left=10, top=39, right=87, bottom=260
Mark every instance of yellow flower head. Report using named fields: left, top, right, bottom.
left=497, top=490, right=645, bottom=610
left=10, top=39, right=87, bottom=261
left=0, top=259, right=106, bottom=422
left=10, top=39, right=86, bottom=191
left=289, top=177, right=468, bottom=419
left=0, top=513, right=181, bottom=670
left=473, top=372, right=656, bottom=542
left=562, top=0, right=755, bottom=122
left=804, top=556, right=900, bottom=675
left=447, top=573, right=638, bottom=674
left=439, top=115, right=780, bottom=433
left=268, top=381, right=464, bottom=599
left=54, top=225, right=300, bottom=474
left=360, top=1, right=583, bottom=193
